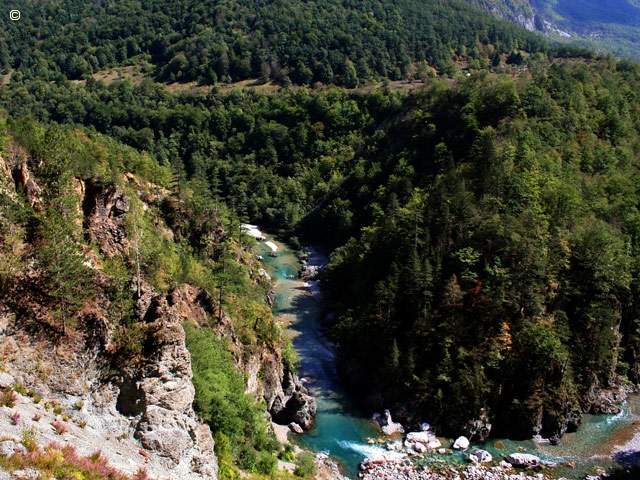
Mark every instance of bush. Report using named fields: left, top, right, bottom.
left=184, top=322, right=278, bottom=474
left=0, top=387, right=17, bottom=407
left=294, top=451, right=317, bottom=478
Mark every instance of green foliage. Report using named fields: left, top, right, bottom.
left=36, top=201, right=94, bottom=334
left=0, top=0, right=547, bottom=86
left=319, top=58, right=640, bottom=439
left=184, top=322, right=278, bottom=474
left=293, top=451, right=317, bottom=478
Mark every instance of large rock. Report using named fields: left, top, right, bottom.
left=83, top=179, right=129, bottom=257
left=117, top=288, right=218, bottom=476
left=8, top=148, right=42, bottom=210
left=135, top=406, right=193, bottom=463
left=287, top=391, right=317, bottom=430
left=467, top=449, right=492, bottom=464
left=506, top=453, right=541, bottom=468
left=406, top=431, right=434, bottom=444
left=453, top=436, right=470, bottom=450
left=373, top=409, right=404, bottom=435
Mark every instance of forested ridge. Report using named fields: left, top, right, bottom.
left=318, top=57, right=640, bottom=443
left=0, top=0, right=546, bottom=85
left=2, top=0, right=640, bottom=476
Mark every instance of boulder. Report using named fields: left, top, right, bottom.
left=406, top=431, right=433, bottom=444
left=414, top=442, right=427, bottom=453
left=287, top=391, right=317, bottom=430
left=506, top=453, right=541, bottom=468
left=373, top=409, right=404, bottom=435
left=427, top=438, right=442, bottom=449
left=468, top=449, right=492, bottom=464
left=453, top=435, right=470, bottom=450
left=135, top=406, right=193, bottom=463
left=289, top=422, right=304, bottom=434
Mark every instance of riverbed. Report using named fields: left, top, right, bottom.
left=255, top=234, right=640, bottom=479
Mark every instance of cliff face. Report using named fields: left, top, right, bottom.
left=1, top=141, right=315, bottom=477
left=0, top=154, right=218, bottom=478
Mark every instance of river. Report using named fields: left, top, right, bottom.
left=255, top=233, right=640, bottom=479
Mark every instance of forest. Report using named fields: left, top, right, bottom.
left=0, top=0, right=546, bottom=85
left=2, top=0, right=640, bottom=476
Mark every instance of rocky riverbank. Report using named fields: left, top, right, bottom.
left=358, top=460, right=555, bottom=480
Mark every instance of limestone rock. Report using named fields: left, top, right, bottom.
left=287, top=391, right=317, bottom=430
left=0, top=440, right=16, bottom=456
left=414, top=442, right=427, bottom=453
left=373, top=409, right=405, bottom=435
left=0, top=372, right=14, bottom=388
left=468, top=449, right=493, bottom=464
left=135, top=406, right=193, bottom=463
left=406, top=431, right=433, bottom=444
left=289, top=422, right=304, bottom=434
left=11, top=157, right=42, bottom=210
left=453, top=435, right=470, bottom=450
left=83, top=180, right=130, bottom=258
left=506, top=453, right=541, bottom=468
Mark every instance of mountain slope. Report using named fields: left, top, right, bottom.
left=0, top=0, right=547, bottom=85
left=465, top=0, right=640, bottom=60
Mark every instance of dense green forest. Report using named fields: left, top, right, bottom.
left=318, top=57, right=640, bottom=442
left=0, top=0, right=547, bottom=85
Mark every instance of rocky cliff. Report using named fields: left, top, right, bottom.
left=0, top=152, right=219, bottom=478
left=0, top=139, right=318, bottom=478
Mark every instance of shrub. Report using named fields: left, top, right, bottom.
left=11, top=383, right=27, bottom=396
left=0, top=386, right=17, bottom=407
left=51, top=420, right=67, bottom=435
left=9, top=411, right=20, bottom=425
left=294, top=451, right=317, bottom=478
left=20, top=428, right=38, bottom=452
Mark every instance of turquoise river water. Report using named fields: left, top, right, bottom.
left=258, top=237, right=640, bottom=479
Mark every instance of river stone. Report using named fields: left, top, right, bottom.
left=453, top=435, right=470, bottom=449
left=506, top=453, right=541, bottom=467
left=468, top=449, right=492, bottom=464
left=428, top=438, right=442, bottom=449
left=414, top=442, right=427, bottom=453
left=406, top=431, right=434, bottom=444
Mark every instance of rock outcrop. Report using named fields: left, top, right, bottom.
left=373, top=409, right=405, bottom=435
left=115, top=286, right=218, bottom=477
left=82, top=179, right=130, bottom=258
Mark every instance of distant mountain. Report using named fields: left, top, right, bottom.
left=465, top=0, right=640, bottom=60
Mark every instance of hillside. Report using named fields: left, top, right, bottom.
left=465, top=0, right=640, bottom=61
left=2, top=0, right=640, bottom=478
left=0, top=118, right=320, bottom=479
left=0, top=0, right=546, bottom=86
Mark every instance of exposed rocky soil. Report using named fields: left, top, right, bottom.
left=0, top=302, right=217, bottom=480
